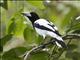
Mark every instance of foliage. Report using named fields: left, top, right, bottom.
left=0, top=0, right=80, bottom=60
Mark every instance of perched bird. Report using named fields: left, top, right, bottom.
left=22, top=12, right=67, bottom=48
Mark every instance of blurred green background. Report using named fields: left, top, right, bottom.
left=0, top=0, right=80, bottom=60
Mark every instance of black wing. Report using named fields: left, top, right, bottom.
left=34, top=23, right=61, bottom=36
left=48, top=24, right=61, bottom=36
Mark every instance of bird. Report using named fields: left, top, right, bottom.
left=22, top=12, right=67, bottom=48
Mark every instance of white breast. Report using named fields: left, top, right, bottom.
left=35, top=27, right=47, bottom=39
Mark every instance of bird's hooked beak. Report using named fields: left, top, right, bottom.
left=21, top=12, right=33, bottom=27
left=21, top=12, right=31, bottom=17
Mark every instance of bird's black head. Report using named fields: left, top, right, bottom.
left=22, top=12, right=40, bottom=24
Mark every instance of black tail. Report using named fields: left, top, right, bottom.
left=55, top=39, right=67, bottom=49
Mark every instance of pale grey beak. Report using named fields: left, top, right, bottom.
left=21, top=12, right=31, bottom=17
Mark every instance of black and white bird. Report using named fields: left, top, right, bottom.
left=22, top=12, right=67, bottom=48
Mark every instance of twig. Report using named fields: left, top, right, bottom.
left=23, top=40, right=55, bottom=60
left=24, top=46, right=39, bottom=60
left=62, top=34, right=80, bottom=40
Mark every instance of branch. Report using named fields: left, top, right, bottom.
left=55, top=34, right=80, bottom=60
left=24, top=46, right=39, bottom=60
left=63, top=34, right=80, bottom=40
left=23, top=34, right=80, bottom=60
left=23, top=40, right=55, bottom=60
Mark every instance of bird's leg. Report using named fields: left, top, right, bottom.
left=39, top=36, right=51, bottom=49
left=40, top=37, right=55, bottom=49
left=39, top=36, right=47, bottom=48
left=44, top=36, right=48, bottom=43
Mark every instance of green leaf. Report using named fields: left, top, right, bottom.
left=10, top=47, right=30, bottom=56
left=2, top=48, right=22, bottom=60
left=7, top=12, right=26, bottom=36
left=0, top=44, right=3, bottom=52
left=28, top=51, right=49, bottom=60
left=36, top=35, right=43, bottom=45
left=1, top=34, right=13, bottom=46
left=67, top=44, right=78, bottom=50
left=61, top=7, right=78, bottom=30
left=27, top=1, right=45, bottom=9
left=8, top=20, right=16, bottom=34
left=66, top=15, right=80, bottom=34
left=71, top=23, right=80, bottom=31
left=23, top=27, right=37, bottom=44
left=72, top=29, right=80, bottom=34
left=66, top=51, right=80, bottom=60
left=24, top=26, right=43, bottom=45
left=0, top=55, right=2, bottom=60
